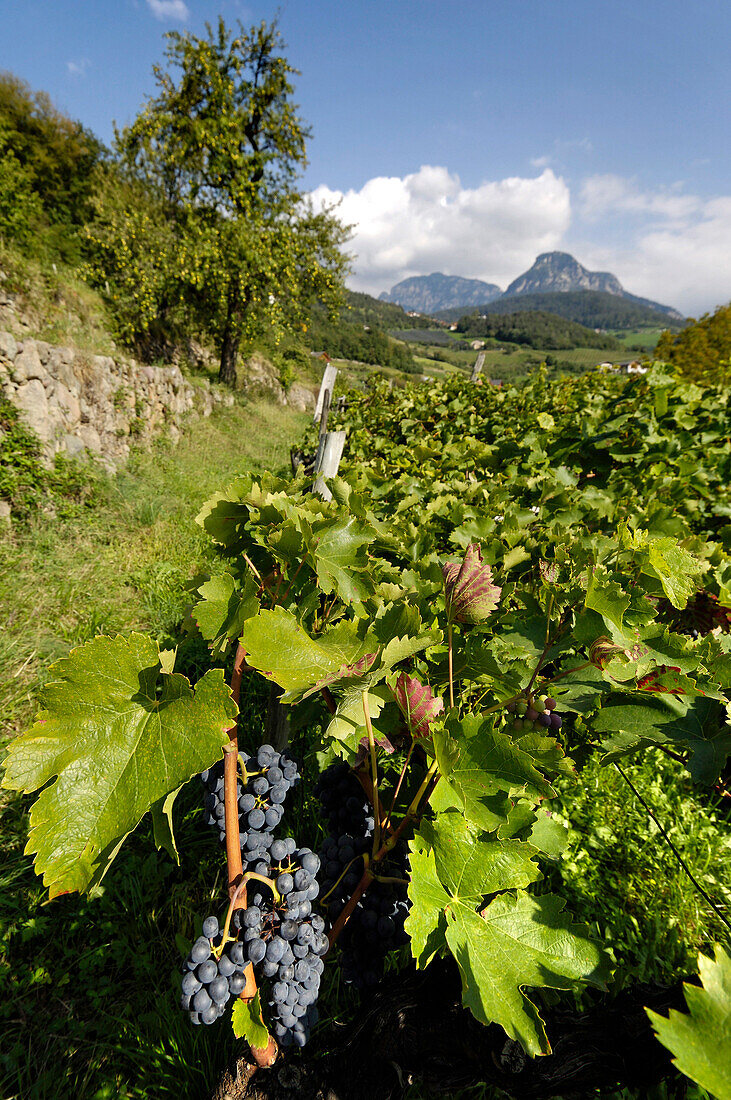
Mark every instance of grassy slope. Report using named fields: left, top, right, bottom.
left=0, top=400, right=306, bottom=743
left=0, top=397, right=310, bottom=1100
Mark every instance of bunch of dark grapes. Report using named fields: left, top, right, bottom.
left=507, top=695, right=562, bottom=734
left=315, top=760, right=375, bottom=836
left=201, top=744, right=300, bottom=861
left=180, top=914, right=248, bottom=1026
left=186, top=744, right=326, bottom=1046
left=316, top=762, right=410, bottom=991
left=236, top=842, right=328, bottom=1048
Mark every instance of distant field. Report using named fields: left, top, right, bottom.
left=397, top=339, right=632, bottom=380
left=609, top=328, right=664, bottom=351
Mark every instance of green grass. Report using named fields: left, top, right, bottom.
left=0, top=398, right=306, bottom=745
left=546, top=749, right=731, bottom=986
left=609, top=328, right=665, bottom=352
left=0, top=240, right=117, bottom=356
left=0, top=394, right=309, bottom=1100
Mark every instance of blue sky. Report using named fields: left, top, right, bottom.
left=2, top=0, right=730, bottom=313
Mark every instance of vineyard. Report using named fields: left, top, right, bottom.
left=3, top=362, right=731, bottom=1099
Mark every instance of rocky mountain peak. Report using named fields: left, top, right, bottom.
left=504, top=252, right=625, bottom=297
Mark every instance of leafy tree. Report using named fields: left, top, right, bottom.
left=656, top=302, right=731, bottom=382
left=0, top=135, right=42, bottom=244
left=116, top=19, right=349, bottom=384
left=0, top=72, right=102, bottom=260
left=83, top=164, right=183, bottom=350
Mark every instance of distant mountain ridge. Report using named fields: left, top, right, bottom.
left=380, top=252, right=683, bottom=324
left=503, top=252, right=683, bottom=320
left=433, top=290, right=685, bottom=330
left=379, top=272, right=502, bottom=313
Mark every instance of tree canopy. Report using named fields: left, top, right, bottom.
left=655, top=303, right=731, bottom=382
left=108, top=18, right=350, bottom=384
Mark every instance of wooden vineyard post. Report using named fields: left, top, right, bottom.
left=266, top=360, right=344, bottom=746
left=471, top=350, right=485, bottom=381
left=313, top=430, right=346, bottom=501
left=313, top=362, right=338, bottom=424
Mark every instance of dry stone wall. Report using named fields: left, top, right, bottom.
left=0, top=331, right=231, bottom=470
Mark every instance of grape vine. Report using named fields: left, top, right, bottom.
left=3, top=363, right=730, bottom=1090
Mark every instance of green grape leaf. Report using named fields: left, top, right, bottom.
left=151, top=784, right=183, bottom=866
left=433, top=714, right=554, bottom=833
left=193, top=572, right=260, bottom=654
left=594, top=695, right=731, bottom=785
left=643, top=539, right=702, bottom=610
left=1, top=633, right=236, bottom=898
left=240, top=607, right=373, bottom=703
left=528, top=809, right=569, bottom=859
left=232, top=992, right=270, bottom=1050
left=195, top=475, right=253, bottom=549
left=379, top=627, right=440, bottom=671
left=159, top=648, right=177, bottom=675
left=585, top=572, right=630, bottom=630
left=498, top=799, right=538, bottom=839
left=420, top=811, right=541, bottom=900
left=304, top=515, right=378, bottom=605
left=325, top=684, right=391, bottom=745
left=405, top=845, right=450, bottom=969
left=514, top=731, right=575, bottom=778
left=447, top=893, right=611, bottom=1055
left=647, top=945, right=731, bottom=1100
left=407, top=831, right=609, bottom=1055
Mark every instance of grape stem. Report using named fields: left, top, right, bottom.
left=326, top=811, right=412, bottom=950
left=362, top=690, right=382, bottom=856
left=224, top=644, right=247, bottom=901
left=321, top=686, right=337, bottom=714
left=222, top=642, right=276, bottom=1064
left=320, top=851, right=370, bottom=904
left=384, top=741, right=415, bottom=832
left=326, top=765, right=439, bottom=951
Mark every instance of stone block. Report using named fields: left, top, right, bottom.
left=13, top=340, right=45, bottom=384
left=62, top=433, right=86, bottom=458
left=14, top=379, right=51, bottom=441
left=78, top=424, right=102, bottom=453
left=53, top=382, right=81, bottom=423
left=0, top=330, right=18, bottom=362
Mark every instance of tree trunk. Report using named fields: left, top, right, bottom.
left=211, top=957, right=689, bottom=1100
left=219, top=284, right=242, bottom=386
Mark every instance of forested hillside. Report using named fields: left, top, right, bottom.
left=454, top=308, right=621, bottom=350
left=436, top=289, right=685, bottom=330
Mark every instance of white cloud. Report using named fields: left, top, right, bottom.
left=66, top=59, right=90, bottom=77
left=310, top=165, right=571, bottom=296
left=310, top=164, right=730, bottom=314
left=580, top=174, right=700, bottom=223
left=146, top=0, right=189, bottom=20
left=577, top=176, right=731, bottom=314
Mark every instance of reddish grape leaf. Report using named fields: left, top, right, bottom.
left=443, top=543, right=501, bottom=624
left=394, top=673, right=444, bottom=739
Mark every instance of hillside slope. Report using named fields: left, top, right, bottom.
left=435, top=289, right=685, bottom=330
left=455, top=309, right=620, bottom=351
